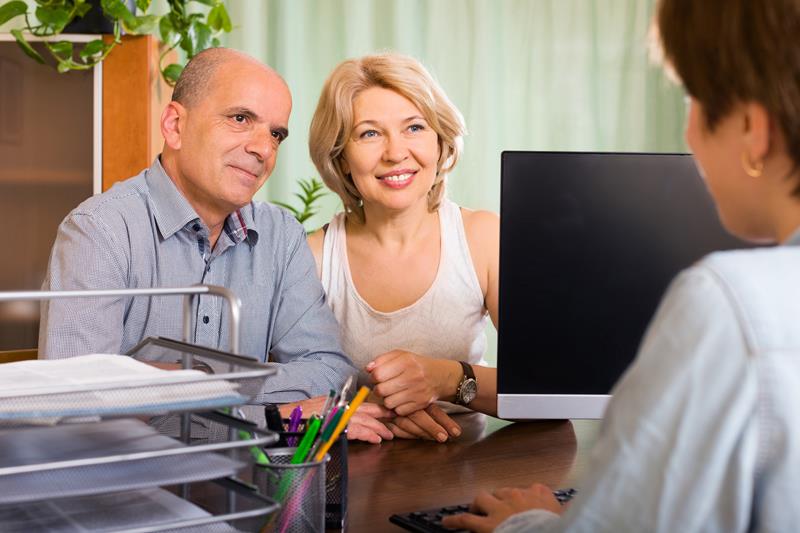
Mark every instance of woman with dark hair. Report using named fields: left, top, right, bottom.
left=445, top=0, right=800, bottom=531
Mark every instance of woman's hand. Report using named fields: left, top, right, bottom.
left=345, top=402, right=396, bottom=444
left=366, top=350, right=461, bottom=415
left=441, top=483, right=562, bottom=532
left=385, top=404, right=461, bottom=442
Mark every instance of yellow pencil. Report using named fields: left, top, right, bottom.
left=313, top=385, right=370, bottom=462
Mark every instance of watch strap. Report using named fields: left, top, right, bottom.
left=455, top=361, right=476, bottom=405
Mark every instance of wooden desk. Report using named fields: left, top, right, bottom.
left=344, top=413, right=601, bottom=532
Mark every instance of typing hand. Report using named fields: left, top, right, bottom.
left=441, top=483, right=562, bottom=532
left=386, top=404, right=461, bottom=443
left=345, top=402, right=396, bottom=444
left=367, top=350, right=456, bottom=415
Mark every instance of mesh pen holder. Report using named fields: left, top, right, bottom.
left=254, top=448, right=329, bottom=533
left=274, top=426, right=348, bottom=530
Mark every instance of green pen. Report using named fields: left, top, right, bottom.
left=239, top=429, right=270, bottom=465
left=291, top=415, right=321, bottom=464
left=307, top=408, right=343, bottom=461
left=223, top=407, right=270, bottom=465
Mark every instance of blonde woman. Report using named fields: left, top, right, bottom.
left=306, top=53, right=499, bottom=443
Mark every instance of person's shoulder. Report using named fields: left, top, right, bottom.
left=65, top=171, right=150, bottom=226
left=697, top=247, right=800, bottom=346
left=250, top=200, right=307, bottom=243
left=307, top=227, right=325, bottom=258
left=458, top=205, right=499, bottom=246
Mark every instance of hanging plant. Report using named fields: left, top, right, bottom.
left=0, top=0, right=232, bottom=84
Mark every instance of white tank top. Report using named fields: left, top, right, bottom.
left=321, top=199, right=489, bottom=386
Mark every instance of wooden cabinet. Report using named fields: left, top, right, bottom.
left=0, top=34, right=172, bottom=349
left=101, top=34, right=173, bottom=190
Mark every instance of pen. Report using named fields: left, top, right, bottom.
left=264, top=403, right=284, bottom=432
left=314, top=385, right=370, bottom=462
left=287, top=405, right=303, bottom=446
left=307, top=407, right=343, bottom=463
left=290, top=415, right=321, bottom=464
left=225, top=407, right=270, bottom=465
left=319, top=389, right=335, bottom=419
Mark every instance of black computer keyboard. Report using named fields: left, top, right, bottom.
left=389, top=488, right=577, bottom=532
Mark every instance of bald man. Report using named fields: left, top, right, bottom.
left=39, top=49, right=357, bottom=404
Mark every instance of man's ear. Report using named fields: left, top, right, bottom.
left=743, top=101, right=771, bottom=164
left=161, top=101, right=186, bottom=150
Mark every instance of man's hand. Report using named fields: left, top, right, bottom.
left=278, top=395, right=330, bottom=419
left=346, top=402, right=396, bottom=443
left=366, top=350, right=460, bottom=415
left=385, top=404, right=461, bottom=442
left=441, top=483, right=562, bottom=532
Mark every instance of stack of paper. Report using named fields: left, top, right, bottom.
left=0, top=354, right=246, bottom=423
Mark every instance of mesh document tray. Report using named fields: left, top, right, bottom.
left=0, top=342, right=275, bottom=425
left=0, top=285, right=275, bottom=425
left=0, top=478, right=278, bottom=533
left=0, top=415, right=277, bottom=505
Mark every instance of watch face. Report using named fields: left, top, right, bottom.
left=460, top=378, right=478, bottom=405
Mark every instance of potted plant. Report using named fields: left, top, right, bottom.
left=0, top=0, right=232, bottom=84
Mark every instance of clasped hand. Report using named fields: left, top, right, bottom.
left=347, top=401, right=460, bottom=443
left=366, top=349, right=449, bottom=415
left=349, top=350, right=462, bottom=442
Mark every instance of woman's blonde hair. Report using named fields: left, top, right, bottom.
left=309, top=52, right=466, bottom=223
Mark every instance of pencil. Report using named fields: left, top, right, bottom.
left=313, top=385, right=369, bottom=462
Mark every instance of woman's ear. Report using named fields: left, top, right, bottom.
left=340, top=157, right=350, bottom=176
left=743, top=101, right=771, bottom=163
left=161, top=101, right=186, bottom=150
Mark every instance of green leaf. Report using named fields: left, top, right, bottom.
left=162, top=62, right=183, bottom=84
left=206, top=4, right=222, bottom=31
left=128, top=13, right=157, bottom=34
left=11, top=29, right=45, bottom=64
left=79, top=38, right=105, bottom=59
left=101, top=0, right=135, bottom=26
left=47, top=40, right=73, bottom=59
left=56, top=59, right=72, bottom=73
left=272, top=201, right=301, bottom=218
left=35, top=6, right=71, bottom=31
left=0, top=1, right=28, bottom=26
left=192, top=0, right=217, bottom=7
left=75, top=2, right=92, bottom=18
left=216, top=4, right=231, bottom=32
left=135, top=0, right=151, bottom=12
left=191, top=20, right=211, bottom=54
left=158, top=15, right=173, bottom=43
left=207, top=4, right=232, bottom=33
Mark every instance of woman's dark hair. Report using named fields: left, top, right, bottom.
left=653, top=0, right=800, bottom=192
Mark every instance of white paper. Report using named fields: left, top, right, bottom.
left=0, top=355, right=245, bottom=423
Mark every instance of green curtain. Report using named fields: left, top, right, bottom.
left=223, top=0, right=686, bottom=364
left=224, top=0, right=685, bottom=224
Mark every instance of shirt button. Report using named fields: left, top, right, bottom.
left=192, top=223, right=201, bottom=231
left=202, top=315, right=209, bottom=324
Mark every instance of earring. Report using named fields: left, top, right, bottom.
left=741, top=151, right=764, bottom=178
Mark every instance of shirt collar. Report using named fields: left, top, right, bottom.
left=224, top=203, right=259, bottom=247
left=147, top=157, right=201, bottom=240
left=147, top=157, right=259, bottom=246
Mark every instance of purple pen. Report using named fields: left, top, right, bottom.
left=287, top=405, right=303, bottom=446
